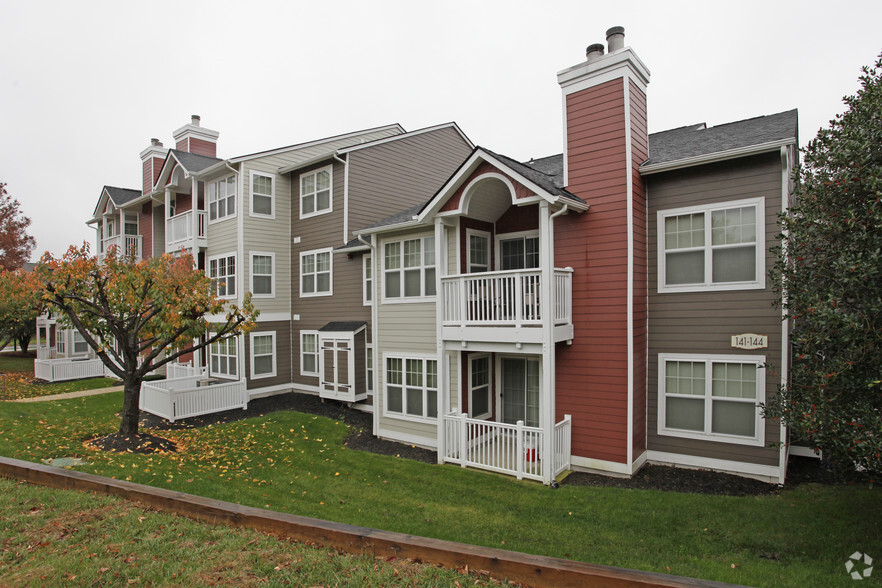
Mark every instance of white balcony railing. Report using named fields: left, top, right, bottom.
left=34, top=358, right=106, bottom=382
left=166, top=210, right=207, bottom=250
left=140, top=375, right=246, bottom=422
left=101, top=234, right=142, bottom=261
left=442, top=413, right=572, bottom=483
left=440, top=268, right=572, bottom=327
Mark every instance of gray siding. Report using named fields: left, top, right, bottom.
left=347, top=125, right=473, bottom=235
left=646, top=152, right=785, bottom=467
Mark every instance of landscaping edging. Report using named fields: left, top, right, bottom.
left=0, top=455, right=742, bottom=588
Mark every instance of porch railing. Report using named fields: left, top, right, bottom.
left=140, top=375, right=246, bottom=422
left=166, top=362, right=205, bottom=379
left=166, top=210, right=207, bottom=250
left=440, top=268, right=572, bottom=327
left=101, top=234, right=142, bottom=260
left=34, top=358, right=107, bottom=382
left=441, top=412, right=572, bottom=483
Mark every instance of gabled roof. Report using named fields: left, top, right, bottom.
left=641, top=109, right=798, bottom=174
left=168, top=149, right=224, bottom=174
left=89, top=185, right=142, bottom=221
left=356, top=203, right=426, bottom=235
left=484, top=149, right=579, bottom=202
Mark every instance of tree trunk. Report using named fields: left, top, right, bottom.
left=118, top=376, right=143, bottom=436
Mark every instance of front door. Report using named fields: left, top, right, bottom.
left=500, top=357, right=540, bottom=427
left=319, top=334, right=353, bottom=401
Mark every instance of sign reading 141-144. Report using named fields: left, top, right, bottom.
left=731, top=333, right=768, bottom=350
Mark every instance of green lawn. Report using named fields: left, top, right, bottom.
left=0, top=353, right=117, bottom=400
left=0, top=477, right=508, bottom=587
left=0, top=392, right=878, bottom=587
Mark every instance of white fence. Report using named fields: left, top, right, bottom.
left=34, top=358, right=107, bottom=382
left=166, top=363, right=205, bottom=379
left=440, top=268, right=572, bottom=327
left=140, top=375, right=247, bottom=422
left=442, top=413, right=571, bottom=483
left=101, top=234, right=143, bottom=261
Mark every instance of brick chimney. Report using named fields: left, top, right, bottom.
left=172, top=114, right=220, bottom=157
left=139, top=138, right=168, bottom=196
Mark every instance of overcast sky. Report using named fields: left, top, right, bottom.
left=2, top=0, right=880, bottom=260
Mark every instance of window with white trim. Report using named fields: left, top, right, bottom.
left=210, top=335, right=238, bottom=379
left=658, top=354, right=765, bottom=445
left=250, top=172, right=274, bottom=218
left=72, top=331, right=89, bottom=355
left=300, top=331, right=319, bottom=377
left=299, top=166, right=332, bottom=218
left=250, top=332, right=276, bottom=379
left=383, top=236, right=435, bottom=300
left=468, top=230, right=490, bottom=273
left=498, top=233, right=539, bottom=270
left=208, top=254, right=236, bottom=298
left=469, top=354, right=491, bottom=419
left=251, top=253, right=274, bottom=297
left=363, top=253, right=372, bottom=305
left=209, top=175, right=237, bottom=222
left=300, top=249, right=332, bottom=297
left=658, top=198, right=764, bottom=292
left=385, top=355, right=438, bottom=420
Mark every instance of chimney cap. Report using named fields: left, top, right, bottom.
left=150, top=138, right=163, bottom=147
left=605, top=26, right=625, bottom=37
left=191, top=114, right=201, bottom=126
left=586, top=43, right=605, bottom=62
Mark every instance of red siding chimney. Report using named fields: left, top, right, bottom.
left=172, top=114, right=220, bottom=157
left=553, top=28, right=651, bottom=473
left=139, top=138, right=168, bottom=196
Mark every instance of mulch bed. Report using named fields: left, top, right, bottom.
left=89, top=432, right=178, bottom=454
left=130, top=390, right=838, bottom=496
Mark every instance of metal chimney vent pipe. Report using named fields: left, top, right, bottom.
left=606, top=26, right=625, bottom=53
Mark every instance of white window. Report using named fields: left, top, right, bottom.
left=250, top=252, right=274, bottom=297
left=366, top=344, right=374, bottom=393
left=469, top=354, right=491, bottom=419
left=299, top=165, right=332, bottom=218
left=384, top=355, right=438, bottom=420
left=210, top=335, right=238, bottom=379
left=658, top=353, right=765, bottom=446
left=209, top=175, right=237, bottom=222
left=250, top=332, right=276, bottom=379
left=383, top=236, right=435, bottom=300
left=498, top=232, right=539, bottom=270
left=467, top=230, right=490, bottom=273
left=300, top=331, right=319, bottom=377
left=208, top=254, right=236, bottom=298
left=658, top=198, right=765, bottom=292
left=250, top=171, right=274, bottom=218
left=72, top=331, right=89, bottom=355
left=300, top=248, right=332, bottom=297
left=363, top=254, right=372, bottom=305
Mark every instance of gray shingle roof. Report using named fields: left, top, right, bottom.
left=104, top=186, right=141, bottom=207
left=484, top=148, right=584, bottom=204
left=169, top=149, right=223, bottom=173
left=358, top=202, right=425, bottom=233
left=319, top=321, right=367, bottom=332
left=644, top=109, right=798, bottom=167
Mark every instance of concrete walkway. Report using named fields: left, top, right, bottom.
left=12, top=385, right=124, bottom=403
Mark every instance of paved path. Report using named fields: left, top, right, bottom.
left=11, top=385, right=123, bottom=403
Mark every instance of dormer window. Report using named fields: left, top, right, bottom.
left=209, top=175, right=237, bottom=222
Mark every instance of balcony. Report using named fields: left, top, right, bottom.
left=100, top=234, right=142, bottom=261
left=439, top=268, right=573, bottom=346
left=166, top=210, right=207, bottom=252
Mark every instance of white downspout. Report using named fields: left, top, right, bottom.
left=358, top=233, right=380, bottom=439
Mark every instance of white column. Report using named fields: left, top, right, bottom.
left=435, top=217, right=447, bottom=463
left=538, top=201, right=556, bottom=484
left=164, top=188, right=172, bottom=253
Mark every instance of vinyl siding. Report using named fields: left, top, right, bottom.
left=646, top=152, right=784, bottom=467
left=347, top=126, right=473, bottom=235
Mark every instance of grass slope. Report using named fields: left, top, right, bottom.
left=0, top=392, right=878, bottom=587
left=0, top=478, right=510, bottom=586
